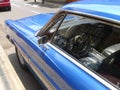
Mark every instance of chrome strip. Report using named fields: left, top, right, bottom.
left=47, top=42, right=118, bottom=90
left=61, top=10, right=120, bottom=26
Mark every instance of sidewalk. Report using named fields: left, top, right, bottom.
left=0, top=45, right=25, bottom=90
left=24, top=0, right=65, bottom=8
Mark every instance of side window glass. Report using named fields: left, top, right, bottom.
left=52, top=15, right=84, bottom=48
left=52, top=14, right=120, bottom=88
left=45, top=16, right=64, bottom=41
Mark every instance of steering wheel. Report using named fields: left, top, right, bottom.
left=70, top=35, right=91, bottom=58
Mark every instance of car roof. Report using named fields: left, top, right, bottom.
left=62, top=0, right=120, bottom=23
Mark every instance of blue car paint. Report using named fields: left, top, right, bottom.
left=16, top=13, right=54, bottom=31
left=6, top=20, right=110, bottom=89
left=10, top=29, right=109, bottom=90
left=6, top=21, right=60, bottom=89
left=6, top=18, right=109, bottom=90
left=5, top=0, right=119, bottom=90
left=41, top=44, right=109, bottom=90
left=6, top=13, right=54, bottom=38
left=62, top=0, right=120, bottom=22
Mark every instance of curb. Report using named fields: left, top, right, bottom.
left=0, top=45, right=25, bottom=90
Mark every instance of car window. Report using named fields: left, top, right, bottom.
left=41, top=14, right=66, bottom=41
left=52, top=14, right=120, bottom=88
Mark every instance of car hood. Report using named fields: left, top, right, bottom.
left=6, top=13, right=54, bottom=38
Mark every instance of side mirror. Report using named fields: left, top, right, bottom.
left=38, top=35, right=48, bottom=44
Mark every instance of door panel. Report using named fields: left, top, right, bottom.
left=40, top=43, right=73, bottom=90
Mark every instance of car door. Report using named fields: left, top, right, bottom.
left=36, top=15, right=74, bottom=90
left=26, top=14, right=69, bottom=90
left=37, top=13, right=119, bottom=90
left=39, top=14, right=93, bottom=90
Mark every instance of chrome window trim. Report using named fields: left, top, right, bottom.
left=47, top=42, right=118, bottom=90
left=35, top=11, right=66, bottom=37
left=62, top=10, right=120, bottom=27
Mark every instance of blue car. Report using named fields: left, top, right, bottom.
left=6, top=0, right=120, bottom=90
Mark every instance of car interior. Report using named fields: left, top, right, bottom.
left=52, top=16, right=120, bottom=88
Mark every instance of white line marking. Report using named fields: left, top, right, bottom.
left=24, top=3, right=40, bottom=8
left=32, top=11, right=41, bottom=14
left=24, top=3, right=31, bottom=6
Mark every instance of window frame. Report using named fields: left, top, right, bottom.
left=35, top=11, right=67, bottom=37
left=47, top=11, right=120, bottom=89
left=35, top=10, right=120, bottom=37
